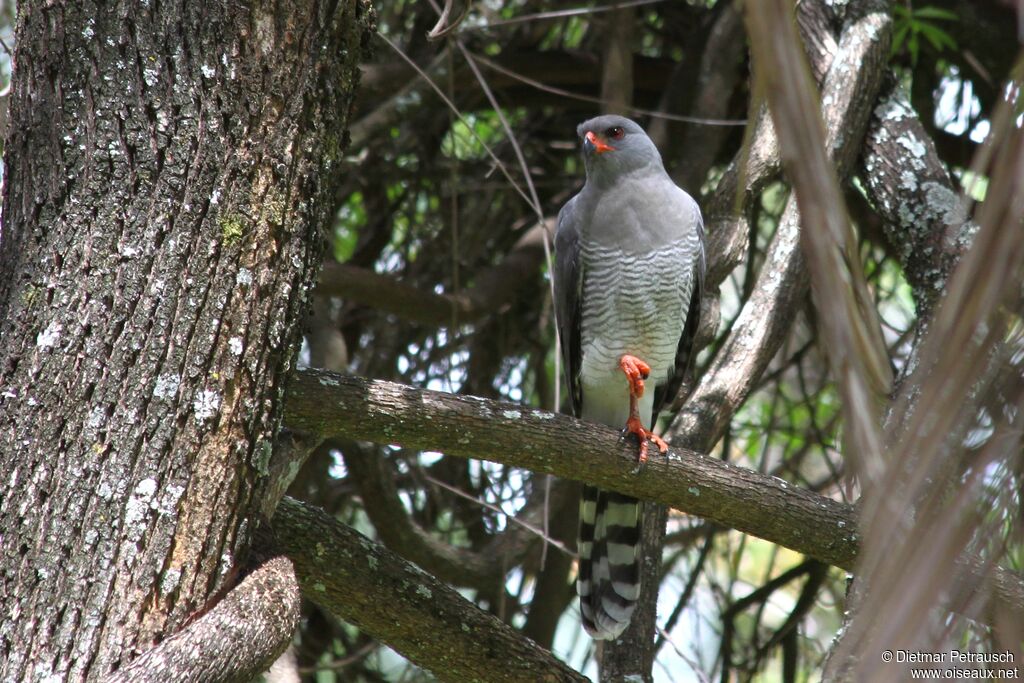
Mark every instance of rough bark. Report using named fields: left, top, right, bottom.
left=272, top=497, right=587, bottom=683
left=860, top=79, right=974, bottom=320
left=0, top=1, right=371, bottom=679
left=104, top=556, right=301, bottom=683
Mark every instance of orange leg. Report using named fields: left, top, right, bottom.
left=619, top=355, right=669, bottom=468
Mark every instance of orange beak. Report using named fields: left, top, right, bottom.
left=585, top=130, right=615, bottom=154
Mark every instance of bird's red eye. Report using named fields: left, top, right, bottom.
left=607, top=126, right=625, bottom=140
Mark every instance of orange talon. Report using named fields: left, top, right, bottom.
left=624, top=414, right=668, bottom=468
left=619, top=354, right=667, bottom=470
left=619, top=354, right=651, bottom=399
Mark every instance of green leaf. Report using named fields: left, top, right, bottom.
left=918, top=23, right=958, bottom=51
left=892, top=22, right=911, bottom=54
left=912, top=7, right=959, bottom=21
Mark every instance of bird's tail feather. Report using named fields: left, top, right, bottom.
left=577, top=484, right=641, bottom=640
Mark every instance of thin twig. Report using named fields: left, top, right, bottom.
left=462, top=0, right=667, bottom=32
left=473, top=53, right=746, bottom=127
left=299, top=641, right=378, bottom=673
left=422, top=473, right=576, bottom=558
left=427, top=0, right=473, bottom=41
left=656, top=626, right=714, bottom=683
left=376, top=32, right=540, bottom=211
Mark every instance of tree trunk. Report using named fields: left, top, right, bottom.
left=0, top=1, right=371, bottom=680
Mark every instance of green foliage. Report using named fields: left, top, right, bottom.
left=335, top=191, right=365, bottom=262
left=441, top=110, right=520, bottom=161
left=892, top=5, right=958, bottom=65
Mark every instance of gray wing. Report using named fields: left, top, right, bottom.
left=652, top=202, right=706, bottom=420
left=553, top=196, right=583, bottom=418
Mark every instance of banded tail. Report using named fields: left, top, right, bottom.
left=577, top=484, right=642, bottom=640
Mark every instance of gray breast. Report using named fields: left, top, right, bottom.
left=579, top=238, right=695, bottom=384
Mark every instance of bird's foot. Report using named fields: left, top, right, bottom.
left=623, top=414, right=668, bottom=472
left=619, top=354, right=651, bottom=399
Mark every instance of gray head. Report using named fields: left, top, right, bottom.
left=576, top=115, right=664, bottom=182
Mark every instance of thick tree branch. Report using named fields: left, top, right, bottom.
left=701, top=0, right=838, bottom=287
left=271, top=497, right=587, bottom=683
left=860, top=80, right=973, bottom=320
left=106, top=556, right=301, bottom=683
left=285, top=369, right=859, bottom=569
left=282, top=370, right=1024, bottom=626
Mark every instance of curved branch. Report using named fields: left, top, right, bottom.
left=342, top=439, right=508, bottom=590
left=105, top=556, right=301, bottom=683
left=746, top=0, right=894, bottom=482
left=671, top=0, right=890, bottom=454
left=272, top=497, right=587, bottom=683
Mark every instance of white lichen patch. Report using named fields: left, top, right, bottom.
left=36, top=320, right=63, bottom=349
left=96, top=481, right=115, bottom=501
left=900, top=170, right=918, bottom=192
left=201, top=63, right=215, bottom=79
left=687, top=486, right=700, bottom=497
left=143, top=62, right=160, bottom=88
left=160, top=568, right=182, bottom=595
left=415, top=585, right=432, bottom=599
left=875, top=94, right=913, bottom=123
left=153, top=374, right=181, bottom=400
left=159, top=483, right=186, bottom=515
left=228, top=336, right=244, bottom=356
left=125, top=478, right=158, bottom=527
left=318, top=374, right=339, bottom=387
left=235, top=267, right=253, bottom=287
left=193, top=389, right=222, bottom=424
left=896, top=133, right=926, bottom=159
left=921, top=181, right=959, bottom=224
left=502, top=409, right=521, bottom=420
left=87, top=406, right=106, bottom=430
